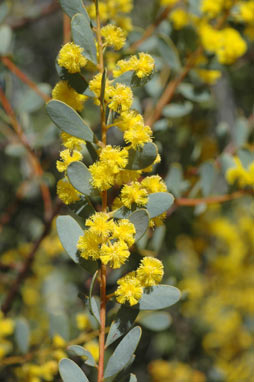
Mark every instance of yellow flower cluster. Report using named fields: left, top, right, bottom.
left=56, top=149, right=82, bottom=173
left=0, top=312, right=14, bottom=360
left=15, top=361, right=58, bottom=382
left=101, top=24, right=126, bottom=50
left=77, top=212, right=136, bottom=268
left=170, top=9, right=189, bottom=30
left=58, top=42, right=87, bottom=73
left=52, top=81, right=88, bottom=112
left=115, top=257, right=164, bottom=305
left=149, top=360, right=206, bottom=382
left=113, top=53, right=155, bottom=79
left=196, top=69, right=221, bottom=84
left=57, top=178, right=81, bottom=205
left=201, top=0, right=234, bottom=18
left=200, top=24, right=247, bottom=64
left=226, top=156, right=254, bottom=187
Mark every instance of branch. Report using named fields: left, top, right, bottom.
left=0, top=86, right=53, bottom=219
left=2, top=57, right=50, bottom=102
left=1, top=201, right=61, bottom=315
left=175, top=190, right=253, bottom=207
left=63, top=14, right=71, bottom=44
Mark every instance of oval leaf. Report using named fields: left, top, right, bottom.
left=104, top=326, right=142, bottom=378
left=163, top=101, right=193, bottom=118
left=15, top=318, right=30, bottom=354
left=67, top=161, right=93, bottom=196
left=106, top=306, right=139, bottom=348
left=59, top=358, right=89, bottom=382
left=59, top=0, right=90, bottom=20
left=68, top=345, right=97, bottom=367
left=139, top=312, right=171, bottom=331
left=129, top=374, right=137, bottom=382
left=56, top=215, right=83, bottom=263
left=71, top=13, right=97, bottom=65
left=146, top=192, right=174, bottom=218
left=126, top=143, right=157, bottom=170
left=46, top=100, right=94, bottom=142
left=128, top=209, right=149, bottom=241
left=135, top=285, right=181, bottom=311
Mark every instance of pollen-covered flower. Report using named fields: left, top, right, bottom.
left=108, top=83, right=133, bottom=112
left=89, top=161, right=115, bottom=191
left=170, top=9, right=189, bottom=30
left=56, top=149, right=82, bottom=172
left=86, top=212, right=115, bottom=239
left=85, top=341, right=99, bottom=363
left=113, top=219, right=136, bottom=246
left=215, top=28, right=247, bottom=65
left=57, top=178, right=81, bottom=205
left=58, top=42, right=87, bottom=73
left=120, top=182, right=148, bottom=208
left=99, top=146, right=128, bottom=173
left=61, top=132, right=85, bottom=151
left=113, top=53, right=154, bottom=79
left=124, top=124, right=152, bottom=148
left=52, top=81, right=88, bottom=112
left=77, top=230, right=101, bottom=260
left=115, top=272, right=143, bottom=306
left=136, top=257, right=164, bottom=287
left=115, top=110, right=144, bottom=132
left=89, top=73, right=114, bottom=103
left=141, top=175, right=167, bottom=193
left=100, top=240, right=130, bottom=268
left=196, top=69, right=221, bottom=84
left=101, top=24, right=126, bottom=50
left=115, top=169, right=141, bottom=186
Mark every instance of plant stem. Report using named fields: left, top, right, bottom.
left=94, top=2, right=107, bottom=380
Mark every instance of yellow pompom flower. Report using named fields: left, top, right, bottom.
left=76, top=313, right=90, bottom=330
left=0, top=313, right=14, bottom=337
left=136, top=257, right=164, bottom=287
left=77, top=230, right=101, bottom=260
left=115, top=110, right=144, bottom=132
left=108, top=83, right=133, bottom=112
left=89, top=73, right=114, bottom=104
left=58, top=42, right=87, bottom=73
left=57, top=178, right=81, bottom=205
left=170, top=9, right=189, bottom=30
left=196, top=69, right=221, bottom=84
left=89, top=161, right=115, bottom=191
left=237, top=1, right=254, bottom=24
left=85, top=341, right=99, bottom=362
left=113, top=53, right=154, bottom=79
left=201, top=0, right=224, bottom=18
left=121, top=182, right=148, bottom=208
left=52, top=81, right=88, bottom=112
left=100, top=240, right=130, bottom=268
left=124, top=124, right=152, bottom=148
left=141, top=175, right=167, bottom=193
left=115, top=169, right=141, bottom=186
left=113, top=219, right=136, bottom=246
left=99, top=145, right=128, bottom=173
left=160, top=0, right=178, bottom=6
left=101, top=24, right=126, bottom=50
left=56, top=149, right=82, bottom=172
left=115, top=272, right=143, bottom=306
left=216, top=28, right=247, bottom=65
left=86, top=212, right=115, bottom=239
left=61, top=132, right=85, bottom=151
left=52, top=334, right=66, bottom=348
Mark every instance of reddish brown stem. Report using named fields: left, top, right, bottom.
left=63, top=14, right=71, bottom=44
left=2, top=57, right=50, bottom=102
left=0, top=86, right=52, bottom=220
left=175, top=190, right=253, bottom=206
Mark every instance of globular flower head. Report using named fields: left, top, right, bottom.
left=108, top=83, right=133, bottom=112
left=124, top=124, right=152, bottom=148
left=99, top=145, right=128, bottom=173
left=58, top=42, right=87, bottom=73
left=135, top=53, right=155, bottom=78
left=56, top=149, right=82, bottom=172
left=52, top=81, right=88, bottom=112
left=89, top=161, right=115, bottom=191
left=100, top=240, right=130, bottom=268
left=141, top=175, right=167, bottom=193
left=113, top=219, right=136, bottom=246
left=57, top=178, right=81, bottom=205
left=86, top=212, right=115, bottom=240
left=61, top=132, right=85, bottom=151
left=115, top=272, right=143, bottom=306
left=120, top=182, right=148, bottom=209
left=101, top=24, right=126, bottom=50
left=136, top=257, right=164, bottom=287
left=170, top=9, right=189, bottom=30
left=77, top=230, right=102, bottom=260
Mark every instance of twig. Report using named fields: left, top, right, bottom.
left=63, top=14, right=71, bottom=44
left=2, top=57, right=50, bottom=102
left=0, top=86, right=53, bottom=219
left=175, top=190, right=253, bottom=207
left=1, top=201, right=61, bottom=315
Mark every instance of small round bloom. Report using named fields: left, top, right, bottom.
left=57, top=178, right=81, bottom=205
left=56, top=149, right=82, bottom=172
left=113, top=219, right=136, bottom=246
left=100, top=240, right=130, bottom=268
left=141, top=175, right=167, bottom=193
left=86, top=212, right=115, bottom=239
left=124, top=124, right=152, bottom=148
left=115, top=273, right=143, bottom=306
left=121, top=182, right=148, bottom=209
left=89, top=161, right=115, bottom=191
left=76, top=313, right=90, bottom=330
left=58, top=42, right=87, bottom=73
left=77, top=230, right=102, bottom=260
left=99, top=145, right=128, bottom=173
left=85, top=341, right=99, bottom=363
left=52, top=81, right=88, bottom=112
left=108, top=83, right=133, bottom=112
left=170, top=9, right=189, bottom=30
left=61, top=132, right=85, bottom=151
left=135, top=53, right=155, bottom=78
left=196, top=69, right=221, bottom=84
left=101, top=24, right=126, bottom=50
left=136, top=257, right=164, bottom=287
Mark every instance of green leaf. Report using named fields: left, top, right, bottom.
left=106, top=306, right=139, bottom=348
left=220, top=153, right=235, bottom=173
left=59, top=358, right=89, bottom=382
left=15, top=318, right=30, bottom=354
left=56, top=63, right=88, bottom=93
left=238, top=149, right=254, bottom=169
left=46, top=100, right=94, bottom=142
left=134, top=285, right=181, bottom=311
left=18, top=83, right=51, bottom=113
left=146, top=192, right=174, bottom=218
left=71, top=13, right=97, bottom=65
left=68, top=345, right=97, bottom=367
left=128, top=209, right=149, bottom=241
left=163, top=101, right=193, bottom=118
left=0, top=25, right=12, bottom=55
left=59, top=0, right=90, bottom=21
left=126, top=143, right=157, bottom=170
left=0, top=3, right=10, bottom=24
left=67, top=161, right=93, bottom=196
left=50, top=312, right=69, bottom=340
left=56, top=215, right=83, bottom=263
left=71, top=199, right=95, bottom=219
left=129, top=374, right=137, bottom=382
left=90, top=296, right=100, bottom=324
left=157, top=35, right=181, bottom=72
left=113, top=71, right=135, bottom=87
left=104, top=326, right=142, bottom=378
left=139, top=312, right=171, bottom=331
left=113, top=206, right=132, bottom=219
left=165, top=164, right=190, bottom=197
left=199, top=161, right=216, bottom=196
left=178, top=83, right=210, bottom=103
